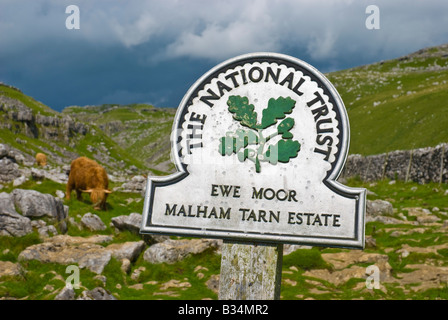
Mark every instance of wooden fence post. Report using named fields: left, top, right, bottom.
left=218, top=241, right=283, bottom=300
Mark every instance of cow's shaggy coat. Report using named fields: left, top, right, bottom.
left=35, top=153, right=47, bottom=167
left=66, top=157, right=111, bottom=210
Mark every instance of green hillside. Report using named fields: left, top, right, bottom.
left=0, top=84, right=153, bottom=174
left=62, top=104, right=176, bottom=173
left=327, top=43, right=448, bottom=155
left=1, top=43, right=447, bottom=171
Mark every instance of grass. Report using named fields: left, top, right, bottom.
left=326, top=47, right=448, bottom=155
left=121, top=248, right=221, bottom=300
left=62, top=103, right=175, bottom=173
left=346, top=176, right=448, bottom=213
left=0, top=177, right=220, bottom=300
left=279, top=177, right=448, bottom=300
left=0, top=233, right=41, bottom=263
left=1, top=176, right=448, bottom=300
left=0, top=84, right=55, bottom=116
left=1, top=84, right=166, bottom=175
left=282, top=248, right=331, bottom=271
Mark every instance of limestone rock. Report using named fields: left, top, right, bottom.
left=111, top=212, right=169, bottom=243
left=114, top=175, right=146, bottom=193
left=17, top=236, right=145, bottom=275
left=10, top=188, right=68, bottom=233
left=366, top=199, right=394, bottom=216
left=55, top=190, right=65, bottom=199
left=365, top=235, right=377, bottom=248
left=396, top=242, right=448, bottom=256
left=284, top=244, right=312, bottom=255
left=206, top=274, right=220, bottom=294
left=54, top=286, right=75, bottom=300
left=366, top=215, right=413, bottom=225
left=11, top=189, right=67, bottom=220
left=77, top=287, right=117, bottom=300
left=143, top=238, right=221, bottom=264
left=322, top=251, right=391, bottom=272
left=0, top=144, right=7, bottom=158
left=391, top=264, right=448, bottom=292
left=120, top=258, right=131, bottom=274
left=0, top=261, right=23, bottom=278
left=30, top=167, right=68, bottom=184
left=111, top=213, right=142, bottom=234
left=18, top=235, right=113, bottom=274
left=0, top=158, right=21, bottom=183
left=405, top=207, right=441, bottom=224
left=105, top=241, right=145, bottom=262
left=32, top=220, right=58, bottom=238
left=81, top=212, right=106, bottom=231
left=0, top=192, right=33, bottom=237
left=303, top=251, right=392, bottom=287
left=12, top=175, right=26, bottom=187
left=160, top=279, right=191, bottom=290
left=0, top=143, right=30, bottom=165
left=47, top=234, right=113, bottom=245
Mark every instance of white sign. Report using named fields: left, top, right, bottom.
left=141, top=53, right=366, bottom=248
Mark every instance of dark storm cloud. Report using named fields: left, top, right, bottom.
left=0, top=0, right=447, bottom=110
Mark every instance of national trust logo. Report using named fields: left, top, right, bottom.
left=141, top=53, right=366, bottom=249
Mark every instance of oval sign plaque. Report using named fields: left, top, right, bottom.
left=141, top=53, right=366, bottom=248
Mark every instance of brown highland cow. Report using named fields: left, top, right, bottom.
left=35, top=153, right=47, bottom=167
left=66, top=156, right=111, bottom=210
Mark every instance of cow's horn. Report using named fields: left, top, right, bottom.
left=82, top=189, right=93, bottom=193
left=104, top=189, right=112, bottom=194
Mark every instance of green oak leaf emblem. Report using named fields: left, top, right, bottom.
left=218, top=95, right=301, bottom=173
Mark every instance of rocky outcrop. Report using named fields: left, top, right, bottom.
left=113, top=175, right=147, bottom=194
left=0, top=158, right=21, bottom=184
left=76, top=287, right=117, bottom=300
left=80, top=212, right=106, bottom=231
left=111, top=213, right=143, bottom=234
left=143, top=238, right=222, bottom=264
left=35, top=114, right=88, bottom=137
left=54, top=286, right=117, bottom=300
left=11, top=189, right=68, bottom=233
left=111, top=212, right=168, bottom=244
left=366, top=199, right=394, bottom=216
left=62, top=103, right=176, bottom=173
left=0, top=95, right=88, bottom=143
left=0, top=143, right=34, bottom=183
left=11, top=189, right=66, bottom=219
left=18, top=235, right=145, bottom=275
left=0, top=192, right=33, bottom=237
left=0, top=189, right=68, bottom=237
left=303, top=251, right=393, bottom=287
left=30, top=167, right=69, bottom=184
left=0, top=261, right=23, bottom=279
left=0, top=143, right=31, bottom=165
left=0, top=142, right=74, bottom=187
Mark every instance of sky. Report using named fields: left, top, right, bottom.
left=0, top=0, right=447, bottom=111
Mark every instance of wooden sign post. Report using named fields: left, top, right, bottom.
left=219, top=241, right=283, bottom=300
left=140, top=53, right=366, bottom=300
